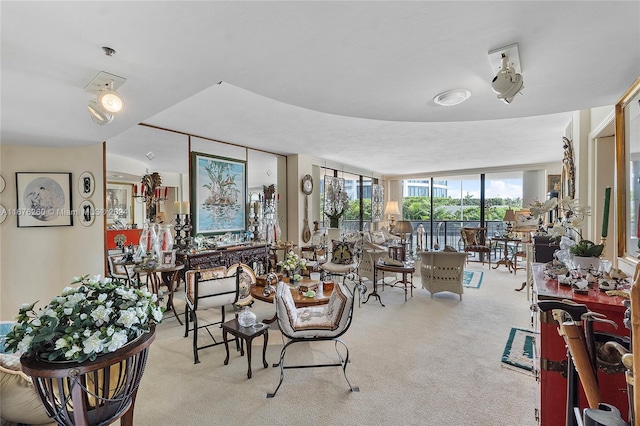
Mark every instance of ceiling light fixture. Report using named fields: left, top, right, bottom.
left=488, top=43, right=524, bottom=104
left=97, top=80, right=123, bottom=113
left=434, top=89, right=471, bottom=106
left=83, top=70, right=126, bottom=125
left=87, top=99, right=113, bottom=125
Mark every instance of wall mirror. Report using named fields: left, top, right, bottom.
left=106, top=125, right=189, bottom=227
left=615, top=77, right=640, bottom=260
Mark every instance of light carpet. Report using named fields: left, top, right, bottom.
left=133, top=266, right=537, bottom=425
left=463, top=270, right=483, bottom=288
left=501, top=327, right=536, bottom=374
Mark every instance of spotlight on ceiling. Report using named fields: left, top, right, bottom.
left=488, top=43, right=524, bottom=104
left=83, top=71, right=126, bottom=124
left=87, top=99, right=113, bottom=125
left=433, top=89, right=471, bottom=106
left=97, top=80, right=123, bottom=113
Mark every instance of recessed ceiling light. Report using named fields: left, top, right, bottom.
left=433, top=89, right=471, bottom=106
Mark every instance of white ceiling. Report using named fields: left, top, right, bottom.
left=2, top=1, right=639, bottom=177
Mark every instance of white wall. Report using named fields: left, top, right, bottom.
left=1, top=144, right=105, bottom=319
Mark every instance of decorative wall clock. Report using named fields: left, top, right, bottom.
left=301, top=174, right=313, bottom=195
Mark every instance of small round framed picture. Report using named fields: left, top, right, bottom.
left=0, top=204, right=7, bottom=224
left=78, top=171, right=95, bottom=199
left=78, top=200, right=96, bottom=227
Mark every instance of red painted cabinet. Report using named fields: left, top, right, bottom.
left=532, top=264, right=629, bottom=425
left=106, top=229, right=143, bottom=250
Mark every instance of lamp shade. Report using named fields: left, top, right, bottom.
left=393, top=220, right=413, bottom=235
left=503, top=209, right=516, bottom=222
left=384, top=201, right=400, bottom=216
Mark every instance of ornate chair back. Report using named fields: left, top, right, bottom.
left=184, top=265, right=245, bottom=363
left=460, top=227, right=491, bottom=267
left=267, top=280, right=359, bottom=397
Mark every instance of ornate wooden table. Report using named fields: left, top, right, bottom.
left=249, top=280, right=332, bottom=307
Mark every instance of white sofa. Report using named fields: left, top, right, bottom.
left=419, top=251, right=467, bottom=300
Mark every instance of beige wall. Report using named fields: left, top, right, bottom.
left=0, top=144, right=105, bottom=319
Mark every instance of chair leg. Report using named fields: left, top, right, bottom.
left=267, top=340, right=293, bottom=398
left=192, top=309, right=200, bottom=364
left=334, top=339, right=359, bottom=393
left=267, top=338, right=359, bottom=398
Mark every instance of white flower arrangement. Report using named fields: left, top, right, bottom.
left=4, top=275, right=163, bottom=363
left=277, top=251, right=307, bottom=273
left=530, top=196, right=603, bottom=258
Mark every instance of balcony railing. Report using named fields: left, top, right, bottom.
left=342, top=219, right=508, bottom=254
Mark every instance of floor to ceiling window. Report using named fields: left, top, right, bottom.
left=320, top=168, right=375, bottom=232
left=402, top=172, right=523, bottom=252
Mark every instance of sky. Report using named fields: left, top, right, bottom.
left=446, top=178, right=523, bottom=200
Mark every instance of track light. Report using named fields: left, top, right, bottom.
left=87, top=99, right=113, bottom=125
left=83, top=71, right=126, bottom=125
left=97, top=80, right=123, bottom=113
left=491, top=53, right=524, bottom=104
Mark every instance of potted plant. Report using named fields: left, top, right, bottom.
left=530, top=196, right=604, bottom=272
left=4, top=274, right=163, bottom=362
left=4, top=275, right=163, bottom=425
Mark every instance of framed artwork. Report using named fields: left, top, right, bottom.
left=547, top=174, right=560, bottom=193
left=162, top=250, right=176, bottom=266
left=78, top=171, right=95, bottom=199
left=191, top=152, right=246, bottom=235
left=78, top=200, right=96, bottom=227
left=106, top=182, right=133, bottom=225
left=16, top=172, right=73, bottom=227
left=513, top=209, right=538, bottom=232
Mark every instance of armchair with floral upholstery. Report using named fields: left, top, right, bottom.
left=460, top=227, right=491, bottom=267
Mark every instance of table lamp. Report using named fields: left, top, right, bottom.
left=503, top=209, right=516, bottom=236
left=384, top=201, right=401, bottom=231
left=393, top=220, right=413, bottom=260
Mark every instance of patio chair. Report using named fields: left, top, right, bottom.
left=419, top=251, right=467, bottom=300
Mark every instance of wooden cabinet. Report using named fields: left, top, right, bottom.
left=532, top=264, right=629, bottom=425
left=177, top=244, right=269, bottom=274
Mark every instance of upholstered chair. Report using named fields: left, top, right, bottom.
left=320, top=237, right=361, bottom=284
left=460, top=227, right=491, bottom=267
left=266, top=280, right=360, bottom=398
left=184, top=265, right=244, bottom=364
left=107, top=253, right=138, bottom=286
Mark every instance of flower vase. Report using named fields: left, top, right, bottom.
left=329, top=217, right=340, bottom=228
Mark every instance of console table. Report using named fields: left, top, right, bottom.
left=176, top=244, right=269, bottom=276
left=532, top=263, right=629, bottom=425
